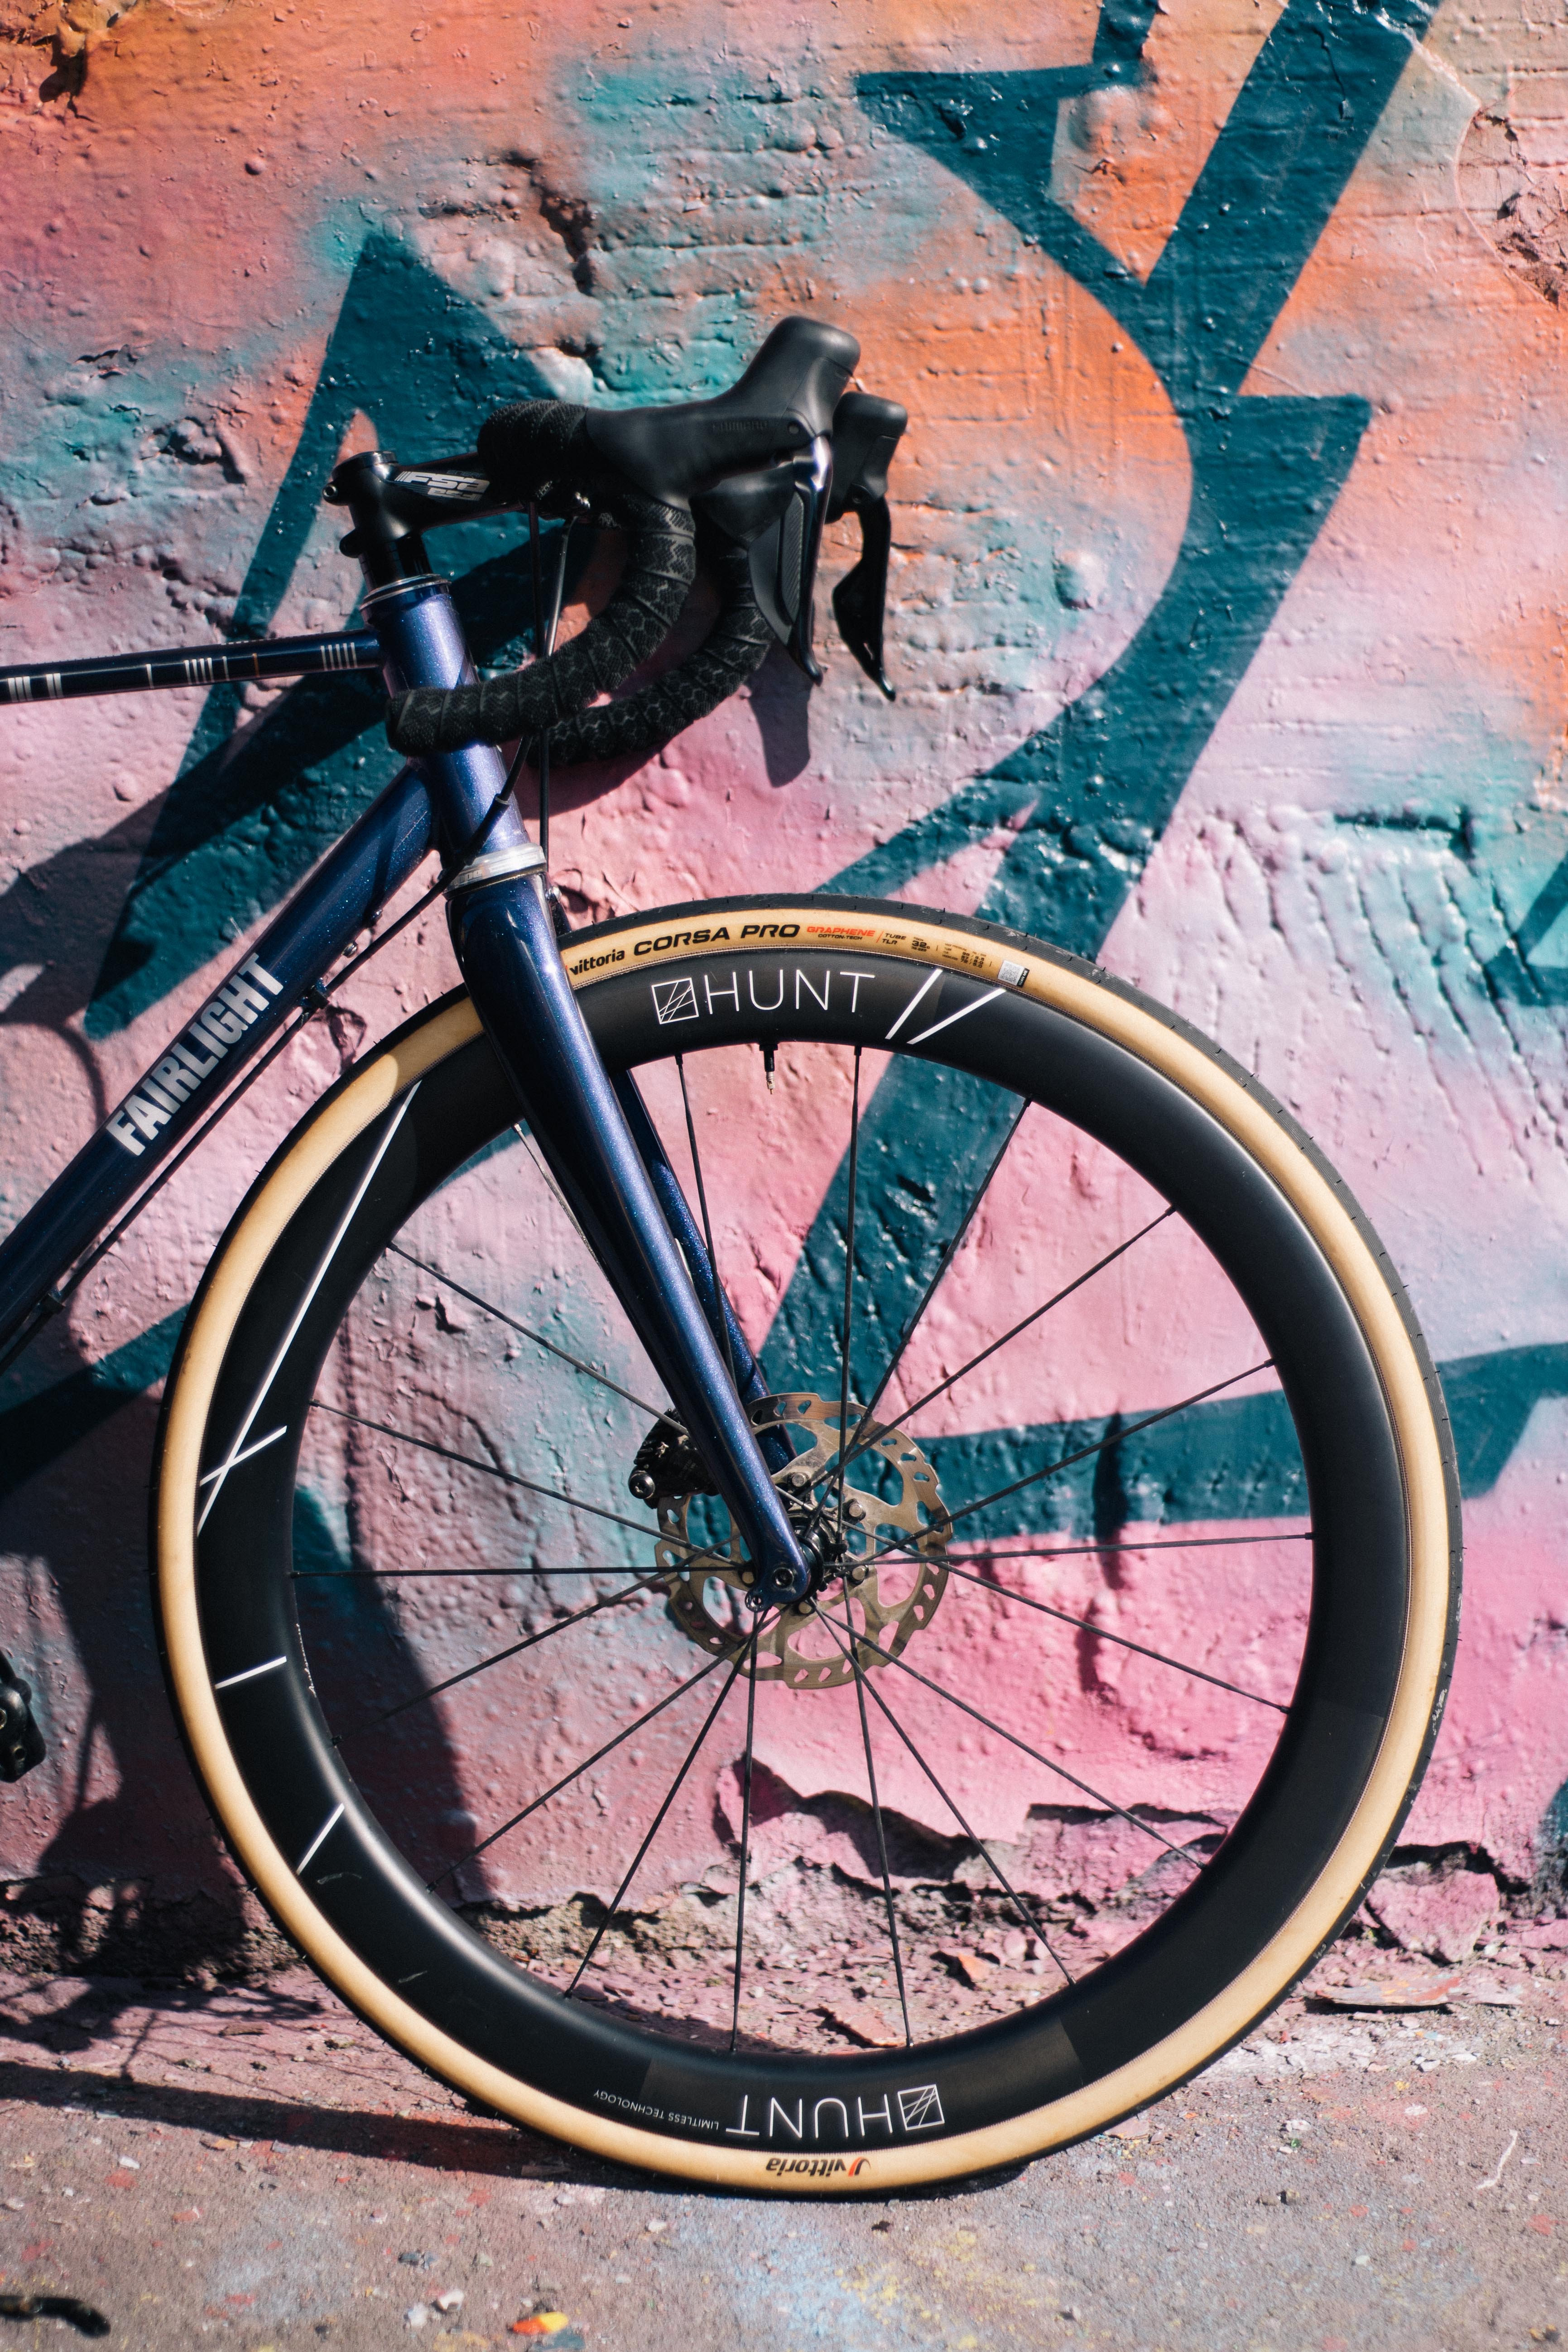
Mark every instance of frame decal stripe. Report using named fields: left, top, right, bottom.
left=214, top=1656, right=288, bottom=1691
left=196, top=1082, right=420, bottom=1532
left=906, top=985, right=1005, bottom=1046
left=297, top=1804, right=345, bottom=1875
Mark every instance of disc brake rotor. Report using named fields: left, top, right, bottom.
left=654, top=1391, right=950, bottom=1687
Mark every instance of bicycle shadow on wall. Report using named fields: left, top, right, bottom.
left=0, top=221, right=834, bottom=1976
left=71, top=226, right=813, bottom=1047
left=0, top=232, right=598, bottom=1975
left=0, top=1342, right=486, bottom=1989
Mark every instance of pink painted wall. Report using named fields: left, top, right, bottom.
left=0, top=0, right=1565, bottom=1967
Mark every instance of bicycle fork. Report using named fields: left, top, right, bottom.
left=363, top=558, right=811, bottom=1611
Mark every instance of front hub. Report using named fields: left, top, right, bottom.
left=652, top=1391, right=950, bottom=1687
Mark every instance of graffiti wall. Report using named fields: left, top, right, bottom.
left=0, top=0, right=1566, bottom=1975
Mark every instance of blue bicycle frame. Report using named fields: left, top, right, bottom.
left=0, top=449, right=811, bottom=1607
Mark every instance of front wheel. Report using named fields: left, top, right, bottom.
left=154, top=895, right=1459, bottom=2191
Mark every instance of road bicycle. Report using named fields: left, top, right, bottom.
left=0, top=317, right=1460, bottom=2192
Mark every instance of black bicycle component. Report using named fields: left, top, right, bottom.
left=0, top=627, right=381, bottom=707
left=164, top=896, right=1457, bottom=2178
left=833, top=498, right=895, bottom=699
left=827, top=394, right=906, bottom=523
left=628, top=1418, right=715, bottom=1504
left=521, top=388, right=908, bottom=771
left=0, top=1652, right=45, bottom=1781
left=333, top=434, right=697, bottom=770
left=328, top=448, right=438, bottom=592
left=529, top=532, right=773, bottom=773
left=828, top=394, right=907, bottom=699
left=383, top=495, right=696, bottom=760
left=582, top=316, right=858, bottom=510
left=381, top=319, right=860, bottom=756
left=742, top=432, right=833, bottom=680
left=470, top=317, right=856, bottom=522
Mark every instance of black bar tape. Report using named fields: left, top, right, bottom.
left=475, top=400, right=610, bottom=516
left=385, top=491, right=694, bottom=759
left=541, top=533, right=772, bottom=770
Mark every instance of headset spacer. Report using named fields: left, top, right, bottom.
left=444, top=842, right=548, bottom=898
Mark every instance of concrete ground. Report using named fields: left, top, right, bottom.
left=0, top=1936, right=1564, bottom=2351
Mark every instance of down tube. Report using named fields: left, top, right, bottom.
left=0, top=761, right=435, bottom=1353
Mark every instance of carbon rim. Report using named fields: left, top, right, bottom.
left=154, top=899, right=1457, bottom=2188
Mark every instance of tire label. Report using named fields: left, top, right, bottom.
left=630, top=925, right=734, bottom=956
left=765, top=2156, right=873, bottom=2179
left=590, top=2079, right=948, bottom=2150
left=562, top=912, right=1039, bottom=999
left=591, top=2088, right=720, bottom=2134
left=645, top=962, right=889, bottom=1031
left=722, top=2085, right=946, bottom=2143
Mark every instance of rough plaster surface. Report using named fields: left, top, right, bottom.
left=0, top=1931, right=1567, bottom=2346
left=0, top=0, right=1564, bottom=1983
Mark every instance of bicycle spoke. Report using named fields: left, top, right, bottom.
left=954, top=1530, right=1312, bottom=1567
left=675, top=1055, right=738, bottom=1390
left=940, top=1559, right=1288, bottom=1712
left=808, top=1602, right=1074, bottom=1991
left=430, top=1647, right=731, bottom=1888
left=198, top=1084, right=421, bottom=1535
left=311, top=1403, right=745, bottom=1584
left=517, top=1127, right=578, bottom=1226
left=291, top=1563, right=671, bottom=1580
left=833, top=1047, right=864, bottom=1543
left=845, top=1101, right=1029, bottom=1461
left=340, top=1575, right=659, bottom=1741
left=729, top=1630, right=760, bottom=2053
left=943, top=1359, right=1274, bottom=1538
left=835, top=1619, right=1206, bottom=1865
left=309, top=1400, right=672, bottom=1554
left=386, top=1240, right=676, bottom=1430
left=852, top=1360, right=1278, bottom=1583
left=567, top=1648, right=749, bottom=1996
left=884, top=1206, right=1176, bottom=1436
left=832, top=1592, right=912, bottom=2046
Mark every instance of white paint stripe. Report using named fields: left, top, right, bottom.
left=296, top=1804, right=345, bottom=1875
left=906, top=986, right=1007, bottom=1047
left=196, top=1082, right=422, bottom=1534
left=884, top=967, right=940, bottom=1041
left=214, top=1655, right=288, bottom=1691
left=198, top=1424, right=288, bottom=1485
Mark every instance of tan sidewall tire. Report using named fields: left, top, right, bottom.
left=155, top=908, right=1456, bottom=2191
